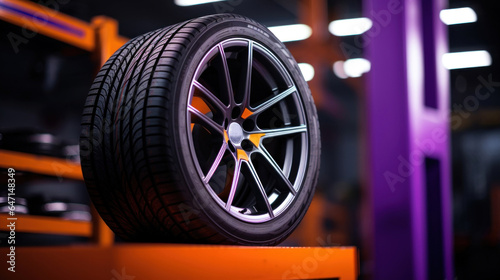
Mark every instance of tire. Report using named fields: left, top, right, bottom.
left=80, top=14, right=320, bottom=245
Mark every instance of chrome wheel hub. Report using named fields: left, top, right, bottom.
left=228, top=122, right=244, bottom=146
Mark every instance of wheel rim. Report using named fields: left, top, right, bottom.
left=186, top=38, right=309, bottom=223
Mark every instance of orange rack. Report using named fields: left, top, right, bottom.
left=0, top=149, right=113, bottom=245
left=0, top=0, right=126, bottom=245
left=0, top=245, right=358, bottom=280
left=0, top=213, right=91, bottom=236
left=0, top=149, right=83, bottom=180
left=0, top=1, right=358, bottom=279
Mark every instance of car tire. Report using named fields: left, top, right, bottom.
left=80, top=14, right=320, bottom=245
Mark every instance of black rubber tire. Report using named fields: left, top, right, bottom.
left=80, top=14, right=320, bottom=245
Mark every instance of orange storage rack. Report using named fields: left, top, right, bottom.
left=0, top=1, right=358, bottom=279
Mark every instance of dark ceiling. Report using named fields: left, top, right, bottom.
left=58, top=0, right=302, bottom=38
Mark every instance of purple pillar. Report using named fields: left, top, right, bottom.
left=363, top=0, right=453, bottom=279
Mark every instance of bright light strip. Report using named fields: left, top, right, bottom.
left=440, top=7, right=477, bottom=25
left=344, top=58, right=371, bottom=78
left=174, top=0, right=224, bottom=6
left=333, top=58, right=371, bottom=78
left=333, top=61, right=348, bottom=79
left=44, top=202, right=68, bottom=212
left=268, top=24, right=312, bottom=42
left=442, top=50, right=491, bottom=70
left=298, top=63, right=315, bottom=81
left=328, top=17, right=373, bottom=36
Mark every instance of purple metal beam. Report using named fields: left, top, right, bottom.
left=363, top=0, right=452, bottom=279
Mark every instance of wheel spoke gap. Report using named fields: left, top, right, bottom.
left=252, top=86, right=297, bottom=116
left=218, top=43, right=234, bottom=106
left=247, top=161, right=274, bottom=217
left=259, top=146, right=297, bottom=196
left=193, top=80, right=227, bottom=114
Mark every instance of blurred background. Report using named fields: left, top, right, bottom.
left=1, top=0, right=499, bottom=279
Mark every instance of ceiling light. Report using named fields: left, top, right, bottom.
left=174, top=0, right=225, bottom=6
left=344, top=58, right=371, bottom=78
left=328, top=17, right=373, bottom=36
left=298, top=63, right=315, bottom=81
left=439, top=7, right=477, bottom=25
left=442, top=50, right=491, bottom=70
left=333, top=61, right=348, bottom=79
left=333, top=58, right=371, bottom=78
left=268, top=24, right=312, bottom=42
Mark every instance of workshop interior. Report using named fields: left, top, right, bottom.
left=1, top=0, right=499, bottom=279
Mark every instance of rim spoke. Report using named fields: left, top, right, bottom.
left=225, top=159, right=242, bottom=210
left=203, top=141, right=228, bottom=183
left=188, top=105, right=224, bottom=135
left=251, top=86, right=297, bottom=116
left=256, top=125, right=307, bottom=139
left=258, top=146, right=297, bottom=195
left=242, top=41, right=253, bottom=107
left=247, top=161, right=274, bottom=218
left=193, top=80, right=227, bottom=115
left=218, top=44, right=234, bottom=106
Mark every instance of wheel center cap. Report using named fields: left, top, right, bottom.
left=228, top=122, right=244, bottom=145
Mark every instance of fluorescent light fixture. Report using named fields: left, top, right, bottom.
left=268, top=24, right=312, bottom=42
left=333, top=61, right=348, bottom=79
left=440, top=7, right=477, bottom=25
left=298, top=63, right=315, bottom=81
left=333, top=58, right=371, bottom=78
left=328, top=17, right=372, bottom=36
left=442, top=50, right=491, bottom=70
left=344, top=58, right=371, bottom=78
left=44, top=202, right=68, bottom=212
left=174, top=0, right=224, bottom=6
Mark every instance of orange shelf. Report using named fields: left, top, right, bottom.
left=0, top=0, right=95, bottom=51
left=0, top=0, right=129, bottom=52
left=0, top=149, right=83, bottom=180
left=0, top=214, right=91, bottom=237
left=0, top=245, right=358, bottom=280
